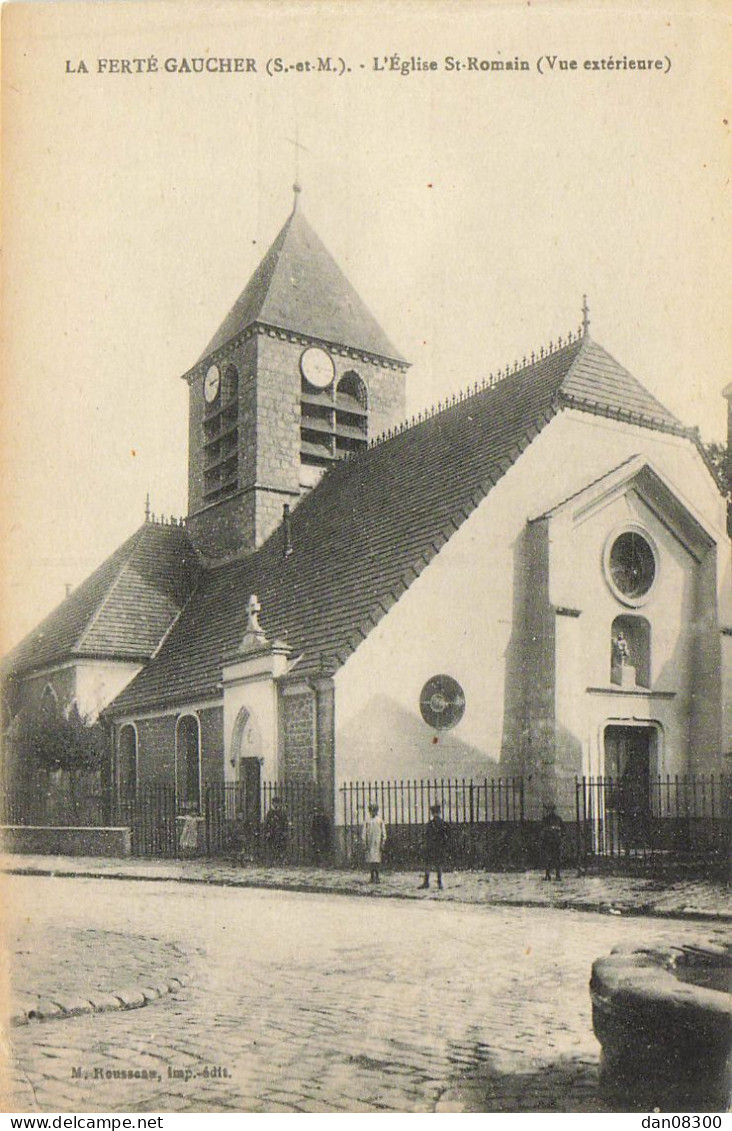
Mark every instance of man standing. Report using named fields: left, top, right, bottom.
left=263, top=796, right=289, bottom=864
left=539, top=802, right=565, bottom=881
left=419, top=803, right=450, bottom=890
left=362, top=802, right=387, bottom=883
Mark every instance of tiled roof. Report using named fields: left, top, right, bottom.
left=105, top=333, right=688, bottom=717
left=193, top=207, right=405, bottom=369
left=560, top=338, right=680, bottom=427
left=4, top=522, right=199, bottom=677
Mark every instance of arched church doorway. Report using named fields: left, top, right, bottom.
left=231, top=708, right=263, bottom=827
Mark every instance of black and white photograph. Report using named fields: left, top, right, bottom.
left=1, top=0, right=730, bottom=1119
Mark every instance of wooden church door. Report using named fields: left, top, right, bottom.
left=604, top=725, right=652, bottom=849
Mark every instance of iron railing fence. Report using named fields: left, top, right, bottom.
left=204, top=780, right=324, bottom=864
left=1, top=772, right=104, bottom=827
left=339, top=777, right=526, bottom=868
left=113, top=783, right=177, bottom=858
left=576, top=774, right=731, bottom=863
left=3, top=772, right=728, bottom=869
left=341, top=777, right=524, bottom=826
left=2, top=777, right=323, bottom=861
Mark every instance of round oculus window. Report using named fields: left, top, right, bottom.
left=607, top=531, right=656, bottom=601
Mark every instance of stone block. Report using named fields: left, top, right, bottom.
left=87, top=992, right=125, bottom=1013
left=28, top=999, right=65, bottom=1021
left=57, top=997, right=94, bottom=1017
left=591, top=942, right=732, bottom=1111
left=116, top=987, right=147, bottom=1009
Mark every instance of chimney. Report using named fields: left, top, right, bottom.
left=283, top=504, right=293, bottom=558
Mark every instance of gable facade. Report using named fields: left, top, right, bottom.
left=332, top=409, right=729, bottom=814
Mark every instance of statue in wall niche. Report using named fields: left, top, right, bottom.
left=614, top=632, right=631, bottom=666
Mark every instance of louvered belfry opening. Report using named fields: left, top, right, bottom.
left=300, top=368, right=369, bottom=468
left=203, top=363, right=240, bottom=505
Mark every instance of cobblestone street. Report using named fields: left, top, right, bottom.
left=5, top=874, right=730, bottom=1113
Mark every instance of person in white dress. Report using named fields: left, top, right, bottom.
left=362, top=802, right=386, bottom=884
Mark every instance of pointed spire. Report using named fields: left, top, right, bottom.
left=194, top=193, right=405, bottom=366
left=292, top=182, right=302, bottom=211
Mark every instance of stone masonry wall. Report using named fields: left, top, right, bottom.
left=253, top=334, right=303, bottom=545
left=186, top=491, right=256, bottom=563
left=136, top=715, right=176, bottom=786
left=283, top=692, right=315, bottom=782
left=364, top=358, right=407, bottom=441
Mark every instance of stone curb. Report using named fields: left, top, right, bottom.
left=4, top=864, right=729, bottom=923
left=11, top=970, right=189, bottom=1028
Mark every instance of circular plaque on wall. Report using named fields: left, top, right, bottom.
left=419, top=674, right=466, bottom=730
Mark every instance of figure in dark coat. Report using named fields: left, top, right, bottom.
left=263, top=796, right=288, bottom=864
left=310, top=804, right=331, bottom=865
left=418, top=803, right=450, bottom=890
left=539, top=803, right=565, bottom=881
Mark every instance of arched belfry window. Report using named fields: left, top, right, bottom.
left=335, top=371, right=368, bottom=458
left=611, top=615, right=651, bottom=689
left=118, top=724, right=137, bottom=803
left=337, top=371, right=368, bottom=410
left=176, top=714, right=201, bottom=813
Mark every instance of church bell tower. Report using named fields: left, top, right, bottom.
left=182, top=188, right=409, bottom=564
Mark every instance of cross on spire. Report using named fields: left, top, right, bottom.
left=582, top=294, right=591, bottom=337
left=286, top=127, right=310, bottom=208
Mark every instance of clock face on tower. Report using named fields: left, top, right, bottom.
left=204, top=364, right=221, bottom=403
left=300, top=347, right=335, bottom=389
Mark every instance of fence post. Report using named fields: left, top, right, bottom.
left=575, top=778, right=582, bottom=875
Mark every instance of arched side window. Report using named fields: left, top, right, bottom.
left=176, top=714, right=201, bottom=814
left=118, top=724, right=137, bottom=803
left=611, top=615, right=651, bottom=689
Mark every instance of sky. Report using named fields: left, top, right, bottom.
left=2, top=0, right=729, bottom=650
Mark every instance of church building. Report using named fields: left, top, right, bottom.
left=4, top=189, right=730, bottom=827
